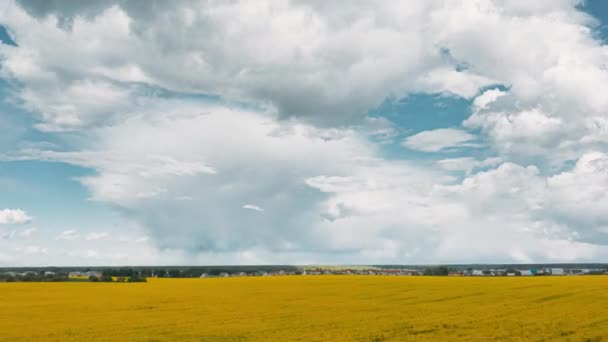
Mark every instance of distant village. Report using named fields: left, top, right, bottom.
left=1, top=265, right=607, bottom=282
left=196, top=266, right=608, bottom=278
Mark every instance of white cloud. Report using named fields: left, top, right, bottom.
left=402, top=128, right=478, bottom=152
left=1, top=0, right=605, bottom=160
left=465, top=107, right=565, bottom=157
left=85, top=232, right=109, bottom=240
left=9, top=90, right=608, bottom=264
left=242, top=204, right=263, bottom=212
left=416, top=67, right=495, bottom=98
left=544, top=152, right=608, bottom=243
left=18, top=227, right=37, bottom=237
left=437, top=157, right=502, bottom=174
left=472, top=88, right=507, bottom=111
left=55, top=230, right=79, bottom=241
left=0, top=209, right=32, bottom=224
left=0, top=0, right=540, bottom=130
left=20, top=103, right=379, bottom=254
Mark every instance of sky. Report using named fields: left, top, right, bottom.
left=1, top=0, right=608, bottom=266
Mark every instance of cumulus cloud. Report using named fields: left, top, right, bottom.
left=304, top=153, right=608, bottom=263
left=3, top=0, right=607, bottom=159
left=544, top=152, right=608, bottom=243
left=402, top=128, right=478, bottom=152
left=32, top=101, right=608, bottom=262
left=1, top=0, right=605, bottom=157
left=20, top=104, right=378, bottom=254
left=0, top=209, right=32, bottom=224
left=0, top=0, right=543, bottom=130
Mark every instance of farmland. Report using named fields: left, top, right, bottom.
left=1, top=276, right=607, bottom=341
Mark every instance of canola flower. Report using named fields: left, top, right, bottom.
left=1, top=276, right=607, bottom=341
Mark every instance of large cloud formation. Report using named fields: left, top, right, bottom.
left=2, top=0, right=608, bottom=263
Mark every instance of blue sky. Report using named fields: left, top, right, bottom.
left=2, top=1, right=608, bottom=265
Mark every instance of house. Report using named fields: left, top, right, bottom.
left=382, top=269, right=402, bottom=276
left=199, top=273, right=208, bottom=278
left=551, top=268, right=564, bottom=275
left=219, top=272, right=229, bottom=277
left=69, top=271, right=102, bottom=278
left=493, top=269, right=507, bottom=276
left=401, top=269, right=419, bottom=276
left=472, top=270, right=484, bottom=276
left=520, top=270, right=533, bottom=276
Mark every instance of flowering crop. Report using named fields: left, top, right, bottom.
left=1, top=276, right=607, bottom=341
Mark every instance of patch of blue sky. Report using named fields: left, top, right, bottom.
left=0, top=80, right=118, bottom=233
left=0, top=24, right=17, bottom=46
left=0, top=160, right=119, bottom=232
left=579, top=0, right=608, bottom=42
left=366, top=90, right=502, bottom=164
left=0, top=79, right=68, bottom=153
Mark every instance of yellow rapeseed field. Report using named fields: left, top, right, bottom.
left=1, top=276, right=607, bottom=341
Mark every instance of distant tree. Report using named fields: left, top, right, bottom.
left=168, top=269, right=182, bottom=278
left=51, top=274, right=68, bottom=282
left=209, top=269, right=222, bottom=276
left=89, top=275, right=99, bottom=282
left=128, top=275, right=147, bottom=283
left=423, top=266, right=449, bottom=276
left=437, top=266, right=449, bottom=276
left=100, top=275, right=113, bottom=282
left=139, top=269, right=152, bottom=277
left=118, top=268, right=134, bottom=277
left=21, top=273, right=36, bottom=282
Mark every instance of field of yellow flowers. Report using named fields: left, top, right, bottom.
left=1, top=275, right=607, bottom=341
